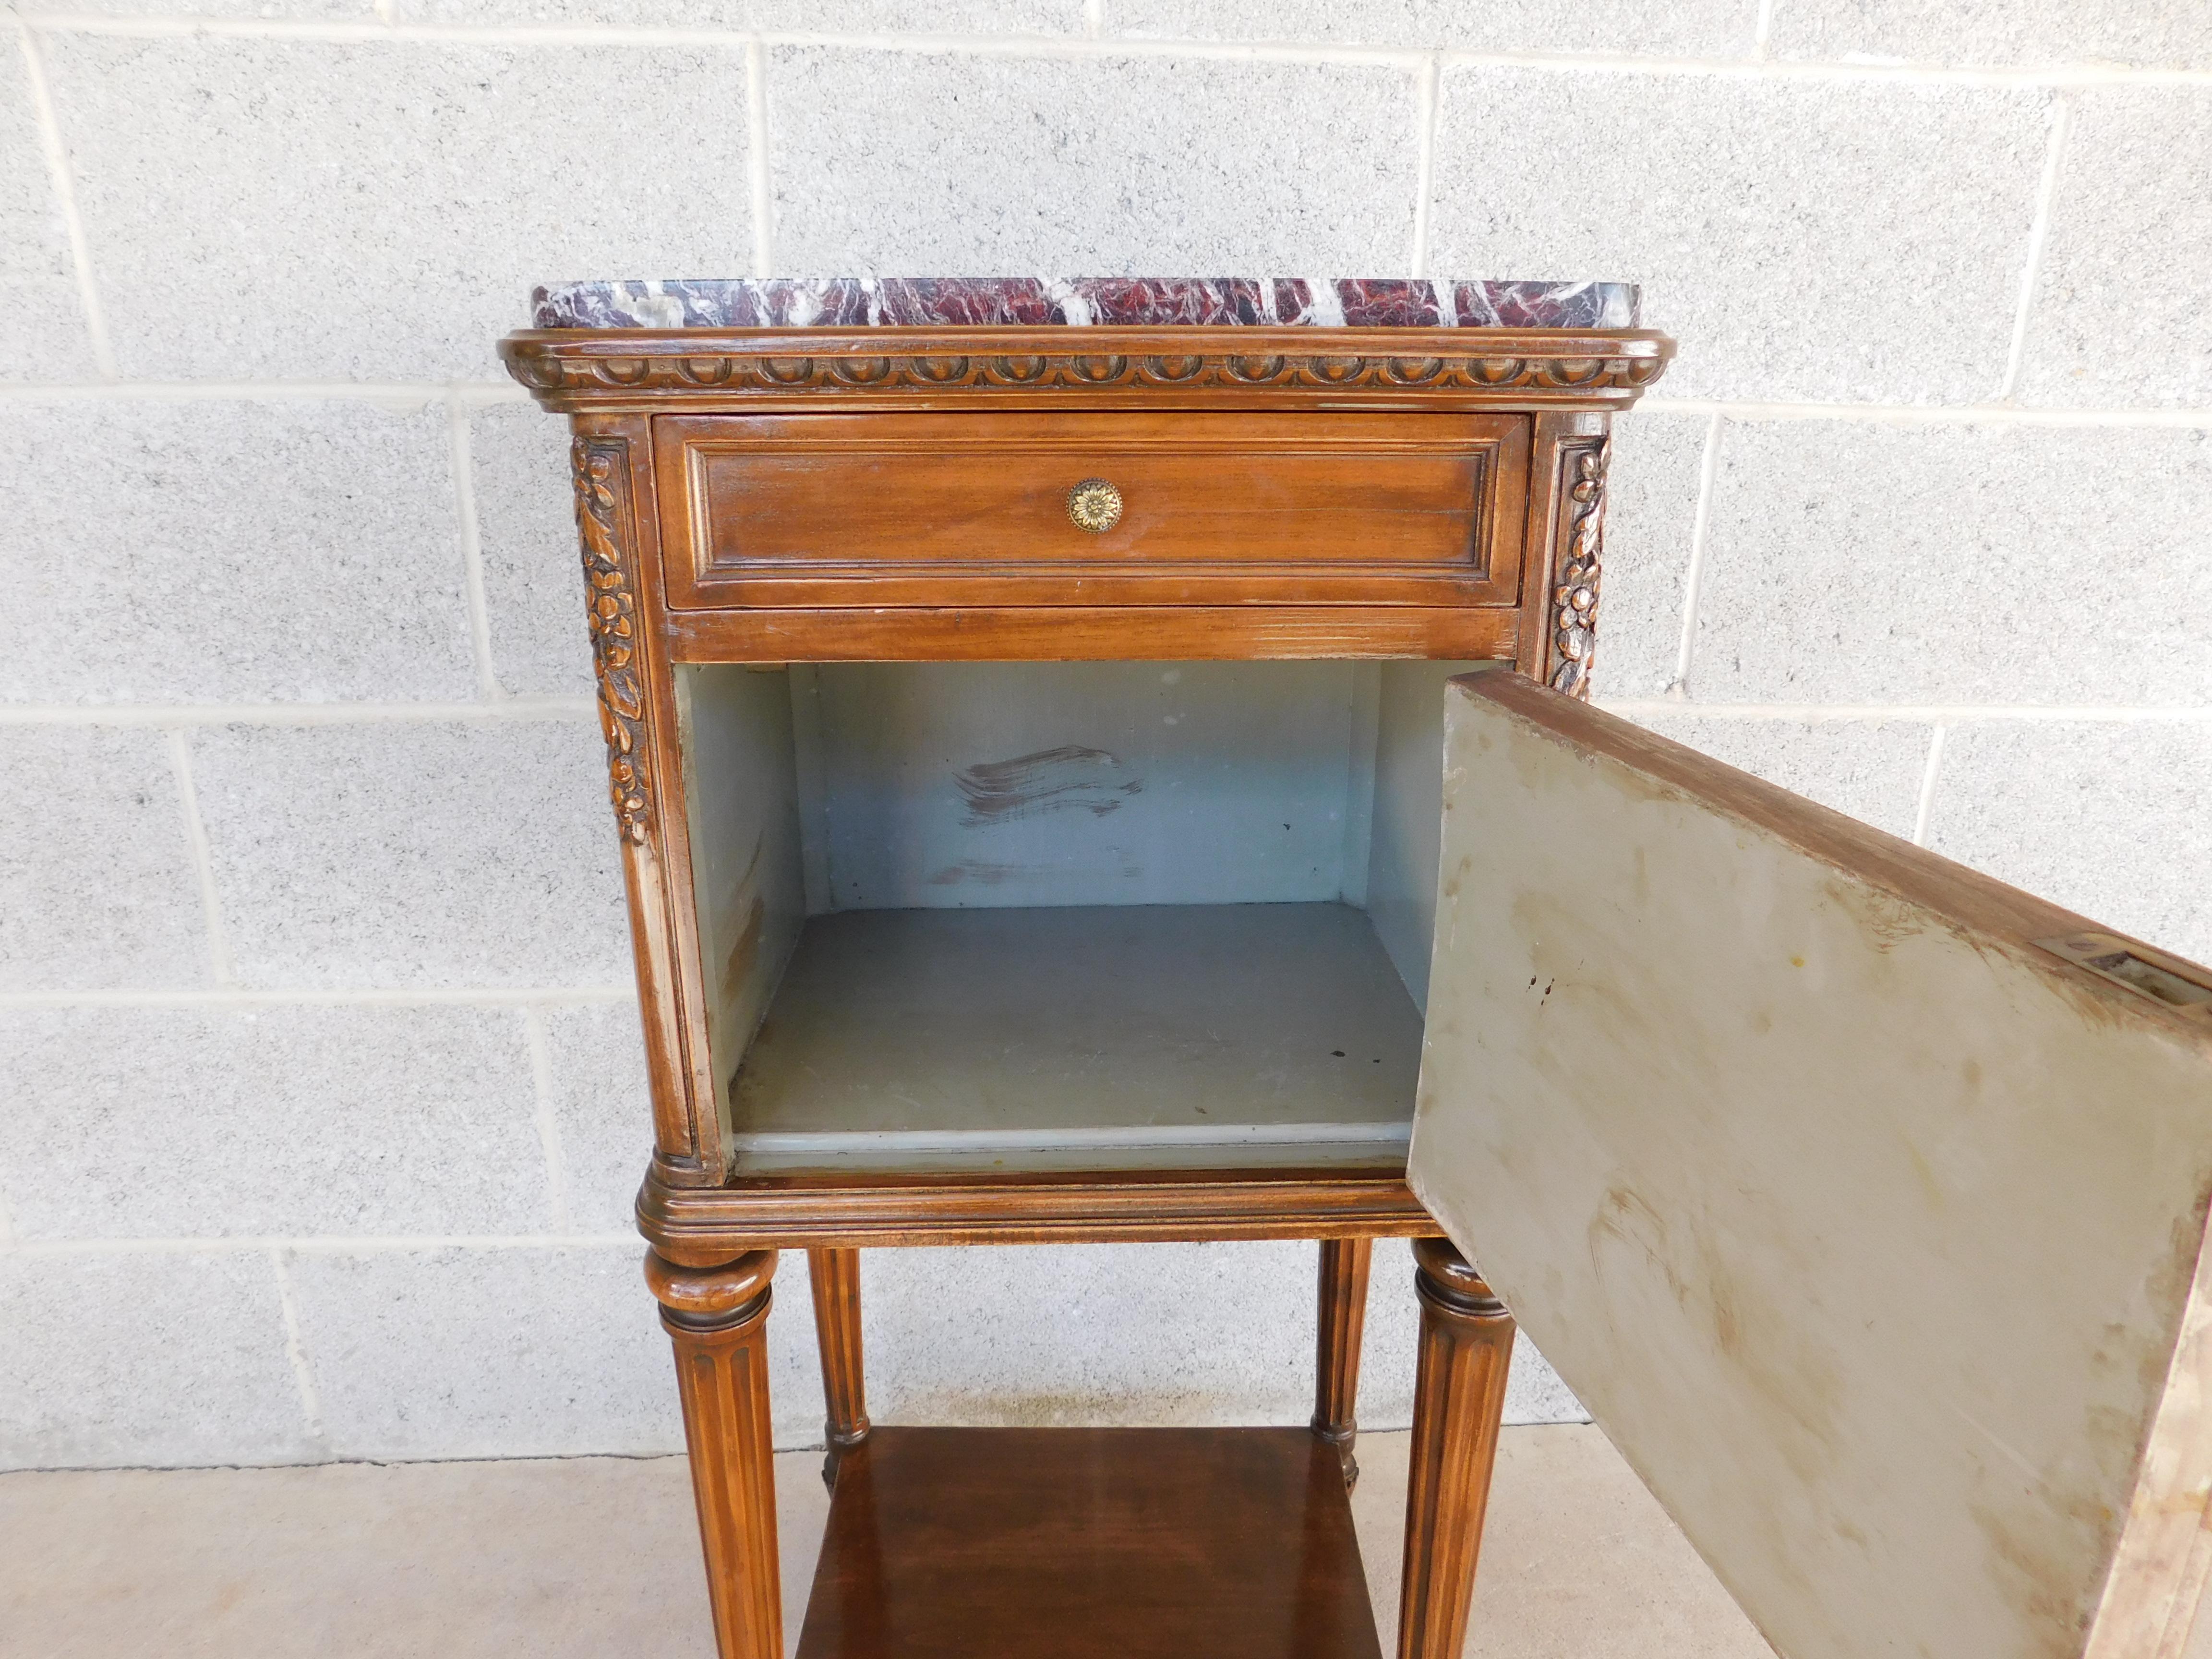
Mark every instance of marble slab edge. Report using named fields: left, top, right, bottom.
left=532, top=276, right=1640, bottom=332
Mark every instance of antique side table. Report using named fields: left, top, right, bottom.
left=502, top=277, right=2212, bottom=1659
left=502, top=275, right=1667, bottom=1659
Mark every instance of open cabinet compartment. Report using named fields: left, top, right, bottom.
left=678, top=658, right=1486, bottom=1178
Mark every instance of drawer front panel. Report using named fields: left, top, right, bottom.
left=656, top=411, right=1529, bottom=609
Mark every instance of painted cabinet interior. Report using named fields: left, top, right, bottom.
left=677, top=659, right=1482, bottom=1174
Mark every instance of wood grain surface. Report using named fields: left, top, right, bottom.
left=1314, top=1238, right=1376, bottom=1487
left=795, top=1426, right=1382, bottom=1659
left=662, top=604, right=1520, bottom=664
left=656, top=410, right=1527, bottom=610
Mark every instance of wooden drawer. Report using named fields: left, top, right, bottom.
left=653, top=411, right=1530, bottom=610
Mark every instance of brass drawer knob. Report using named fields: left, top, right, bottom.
left=1067, top=478, right=1123, bottom=533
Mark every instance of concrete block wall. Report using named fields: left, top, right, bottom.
left=2, top=1, right=2208, bottom=1469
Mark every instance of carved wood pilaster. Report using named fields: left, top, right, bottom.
left=574, top=436, right=655, bottom=843
left=571, top=430, right=714, bottom=1178
left=1548, top=436, right=1609, bottom=700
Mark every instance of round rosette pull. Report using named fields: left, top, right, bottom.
left=1066, top=479, right=1124, bottom=534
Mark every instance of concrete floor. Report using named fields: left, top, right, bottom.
left=0, top=1424, right=1789, bottom=1659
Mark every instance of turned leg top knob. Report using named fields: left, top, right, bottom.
left=1414, top=1237, right=1508, bottom=1316
left=646, top=1248, right=778, bottom=1323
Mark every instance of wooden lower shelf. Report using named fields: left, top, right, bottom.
left=796, top=1426, right=1382, bottom=1659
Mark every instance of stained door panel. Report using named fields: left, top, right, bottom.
left=1407, top=670, right=2212, bottom=1659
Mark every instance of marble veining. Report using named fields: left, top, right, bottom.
left=531, top=277, right=1639, bottom=331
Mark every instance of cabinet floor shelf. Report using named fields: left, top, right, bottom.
left=795, top=1427, right=1382, bottom=1659
left=728, top=903, right=1425, bottom=1175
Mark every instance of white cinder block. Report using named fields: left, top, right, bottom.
left=403, top=0, right=1078, bottom=24
left=766, top=1250, right=825, bottom=1449
left=1689, top=421, right=2212, bottom=705
left=287, top=1246, right=682, bottom=1460
left=468, top=403, right=594, bottom=699
left=48, top=0, right=373, bottom=14
left=0, top=1005, right=547, bottom=1240
left=0, top=727, right=208, bottom=990
left=768, top=48, right=1419, bottom=275
left=42, top=37, right=752, bottom=380
left=2018, top=88, right=2212, bottom=409
left=1927, top=721, right=2212, bottom=966
left=857, top=1241, right=1319, bottom=1428
left=277, top=1232, right=1592, bottom=1459
left=1109, top=0, right=1756, bottom=56
left=1771, top=0, right=2212, bottom=71
left=187, top=721, right=630, bottom=989
left=852, top=1238, right=1582, bottom=1434
left=13, top=7, right=2189, bottom=1482
left=1431, top=70, right=2049, bottom=404
left=0, top=1250, right=316, bottom=1469
left=276, top=1244, right=836, bottom=1458
left=0, top=401, right=473, bottom=704
left=536, top=1000, right=654, bottom=1235
left=1622, top=716, right=1936, bottom=842
left=0, top=42, right=99, bottom=381
left=1594, top=412, right=1712, bottom=700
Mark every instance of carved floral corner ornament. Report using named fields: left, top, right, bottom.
left=573, top=438, right=653, bottom=845
left=1550, top=440, right=1608, bottom=700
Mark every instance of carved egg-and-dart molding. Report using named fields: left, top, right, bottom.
left=502, top=330, right=1673, bottom=411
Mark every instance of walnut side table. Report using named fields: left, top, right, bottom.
left=502, top=275, right=1672, bottom=1659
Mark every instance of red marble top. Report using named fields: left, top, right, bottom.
left=530, top=276, right=1638, bottom=331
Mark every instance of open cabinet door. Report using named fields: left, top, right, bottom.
left=1406, top=671, right=2212, bottom=1659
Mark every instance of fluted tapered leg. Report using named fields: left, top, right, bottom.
left=1311, top=1237, right=1372, bottom=1488
left=648, top=1249, right=782, bottom=1659
left=1397, top=1236, right=1516, bottom=1659
left=807, top=1246, right=871, bottom=1489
